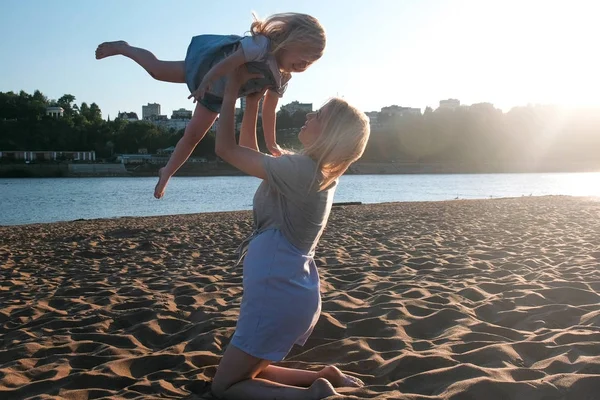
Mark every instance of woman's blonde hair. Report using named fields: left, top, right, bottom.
left=302, top=98, right=371, bottom=191
left=250, top=12, right=326, bottom=65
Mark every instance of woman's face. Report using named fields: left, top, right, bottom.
left=298, top=104, right=328, bottom=147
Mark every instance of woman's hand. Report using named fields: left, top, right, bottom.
left=225, top=66, right=263, bottom=96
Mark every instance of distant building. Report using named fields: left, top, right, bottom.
left=365, top=111, right=381, bottom=126
left=171, top=108, right=192, bottom=119
left=142, top=103, right=161, bottom=120
left=116, top=154, right=152, bottom=164
left=46, top=106, right=64, bottom=118
left=380, top=105, right=421, bottom=117
left=239, top=97, right=265, bottom=116
left=117, top=152, right=207, bottom=164
left=469, top=102, right=495, bottom=110
left=117, top=111, right=139, bottom=121
left=0, top=150, right=95, bottom=162
left=281, top=101, right=313, bottom=115
left=210, top=117, right=220, bottom=132
left=157, top=146, right=176, bottom=155
left=153, top=118, right=189, bottom=131
left=439, top=99, right=460, bottom=110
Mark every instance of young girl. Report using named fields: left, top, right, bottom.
left=95, top=12, right=326, bottom=199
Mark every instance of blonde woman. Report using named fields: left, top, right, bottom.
left=95, top=12, right=326, bottom=198
left=211, top=66, right=370, bottom=399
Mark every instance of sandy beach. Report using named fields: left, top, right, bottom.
left=1, top=196, right=600, bottom=399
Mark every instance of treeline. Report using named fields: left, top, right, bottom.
left=2, top=90, right=599, bottom=171
left=0, top=90, right=304, bottom=160
left=362, top=103, right=600, bottom=171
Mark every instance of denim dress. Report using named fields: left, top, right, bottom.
left=231, top=229, right=321, bottom=361
left=184, top=34, right=288, bottom=112
left=230, top=154, right=337, bottom=362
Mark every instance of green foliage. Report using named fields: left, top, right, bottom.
left=2, top=90, right=599, bottom=171
left=362, top=104, right=600, bottom=171
left=0, top=90, right=310, bottom=160
left=0, top=90, right=205, bottom=158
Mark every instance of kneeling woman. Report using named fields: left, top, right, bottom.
left=212, top=67, right=370, bottom=400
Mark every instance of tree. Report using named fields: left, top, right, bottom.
left=57, top=94, right=76, bottom=117
left=89, top=103, right=102, bottom=122
left=276, top=109, right=293, bottom=129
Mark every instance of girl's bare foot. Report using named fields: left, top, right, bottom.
left=154, top=168, right=169, bottom=199
left=95, top=40, right=129, bottom=60
left=319, top=365, right=364, bottom=388
left=308, top=378, right=338, bottom=399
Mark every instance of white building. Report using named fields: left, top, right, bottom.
left=117, top=111, right=139, bottom=122
left=46, top=106, right=64, bottom=118
left=171, top=108, right=192, bottom=119
left=380, top=105, right=421, bottom=117
left=439, top=99, right=460, bottom=110
left=365, top=111, right=381, bottom=126
left=153, top=118, right=190, bottom=131
left=142, top=103, right=161, bottom=120
left=0, top=150, right=95, bottom=162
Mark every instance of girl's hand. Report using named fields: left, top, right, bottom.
left=188, top=79, right=211, bottom=103
left=268, top=143, right=283, bottom=157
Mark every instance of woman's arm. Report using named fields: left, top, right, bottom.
left=188, top=48, right=246, bottom=102
left=261, top=90, right=282, bottom=156
left=238, top=90, right=267, bottom=152
left=215, top=67, right=269, bottom=180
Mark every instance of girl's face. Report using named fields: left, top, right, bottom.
left=299, top=104, right=328, bottom=147
left=277, top=46, right=313, bottom=73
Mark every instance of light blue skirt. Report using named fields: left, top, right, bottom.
left=230, top=229, right=321, bottom=361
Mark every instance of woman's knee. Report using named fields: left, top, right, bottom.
left=210, top=377, right=228, bottom=399
left=211, top=345, right=270, bottom=397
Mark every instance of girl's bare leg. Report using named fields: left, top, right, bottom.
left=95, top=40, right=185, bottom=83
left=154, top=102, right=218, bottom=199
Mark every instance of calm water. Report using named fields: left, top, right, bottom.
left=1, top=173, right=600, bottom=226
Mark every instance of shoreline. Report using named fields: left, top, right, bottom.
left=1, top=161, right=599, bottom=178
left=0, top=195, right=582, bottom=228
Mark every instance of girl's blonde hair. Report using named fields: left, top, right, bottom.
left=302, top=98, right=371, bottom=191
left=250, top=12, right=326, bottom=64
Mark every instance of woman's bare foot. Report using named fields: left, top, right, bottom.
left=308, top=378, right=338, bottom=399
left=95, top=41, right=129, bottom=60
left=319, top=365, right=364, bottom=388
left=154, top=168, right=169, bottom=199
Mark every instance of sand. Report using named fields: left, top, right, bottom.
left=1, top=196, right=600, bottom=399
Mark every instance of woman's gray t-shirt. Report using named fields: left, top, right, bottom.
left=252, top=154, right=337, bottom=255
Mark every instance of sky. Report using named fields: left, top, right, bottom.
left=1, top=0, right=599, bottom=120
